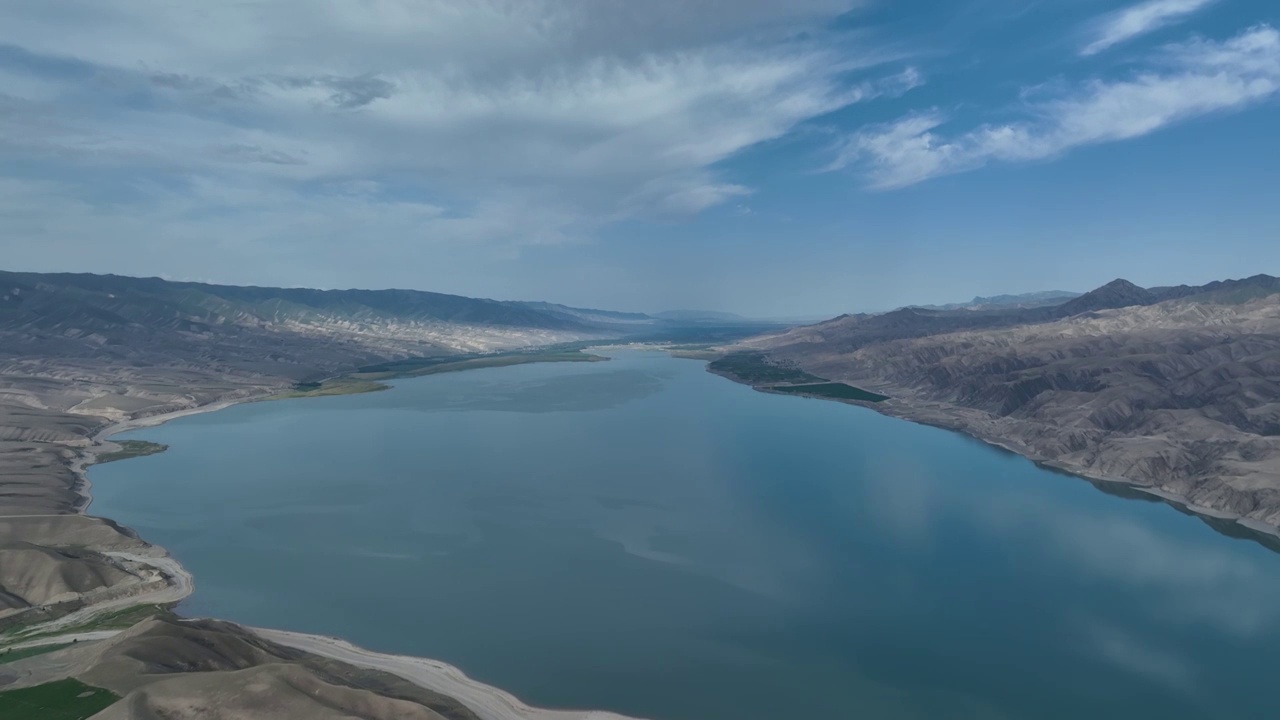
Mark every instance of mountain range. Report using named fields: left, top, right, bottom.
left=908, top=289, right=1081, bottom=311
left=0, top=270, right=652, bottom=352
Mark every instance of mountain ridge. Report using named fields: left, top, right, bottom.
left=908, top=289, right=1081, bottom=311
left=0, top=270, right=655, bottom=336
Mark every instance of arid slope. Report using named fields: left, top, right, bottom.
left=733, top=277, right=1280, bottom=530
left=3, top=615, right=482, bottom=720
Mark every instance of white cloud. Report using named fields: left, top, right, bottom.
left=1082, top=0, right=1218, bottom=57
left=979, top=493, right=1280, bottom=638
left=0, top=0, right=910, bottom=265
left=1081, top=621, right=1198, bottom=690
left=834, top=25, right=1280, bottom=189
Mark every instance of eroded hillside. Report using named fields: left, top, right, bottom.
left=731, top=276, right=1280, bottom=531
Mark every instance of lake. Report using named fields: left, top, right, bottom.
left=89, top=350, right=1280, bottom=720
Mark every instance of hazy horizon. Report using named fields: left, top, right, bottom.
left=2, top=0, right=1278, bottom=316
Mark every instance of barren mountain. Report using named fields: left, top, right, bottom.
left=1052, top=278, right=1155, bottom=316
left=911, top=289, right=1081, bottom=311
left=0, top=542, right=139, bottom=613
left=726, top=275, right=1280, bottom=533
left=0, top=270, right=650, bottom=370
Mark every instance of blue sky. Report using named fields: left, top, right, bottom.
left=1, top=0, right=1277, bottom=316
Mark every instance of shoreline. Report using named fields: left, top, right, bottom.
left=876, top=403, right=1280, bottom=545
left=49, top=364, right=644, bottom=720
left=256, top=628, right=642, bottom=720
left=6, top=624, right=644, bottom=720
left=72, top=396, right=268, bottom=517
left=707, top=365, right=1280, bottom=547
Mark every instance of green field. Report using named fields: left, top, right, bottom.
left=0, top=679, right=119, bottom=719
left=52, top=604, right=171, bottom=636
left=771, top=382, right=889, bottom=403
left=95, top=440, right=168, bottom=464
left=273, top=378, right=390, bottom=400
left=708, top=352, right=825, bottom=385
left=0, top=643, right=71, bottom=665
left=7, top=605, right=171, bottom=645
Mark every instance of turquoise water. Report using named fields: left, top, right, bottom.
left=90, top=351, right=1280, bottom=720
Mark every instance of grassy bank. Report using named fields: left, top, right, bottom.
left=708, top=351, right=889, bottom=404
left=770, top=382, right=889, bottom=403
left=0, top=642, right=71, bottom=664
left=95, top=440, right=168, bottom=464
left=708, top=351, right=825, bottom=385
left=273, top=378, right=390, bottom=400
left=5, top=604, right=172, bottom=646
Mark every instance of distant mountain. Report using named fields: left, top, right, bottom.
left=0, top=271, right=660, bottom=380
left=1054, top=279, right=1155, bottom=316
left=911, top=290, right=1080, bottom=311
left=1050, top=274, right=1280, bottom=317
left=654, top=310, right=750, bottom=323
left=1151, top=274, right=1280, bottom=305
left=971, top=290, right=1080, bottom=307
left=514, top=301, right=655, bottom=326
left=0, top=272, right=648, bottom=335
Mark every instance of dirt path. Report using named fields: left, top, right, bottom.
left=4, top=630, right=119, bottom=650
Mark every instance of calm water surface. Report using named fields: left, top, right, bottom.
left=90, top=351, right=1280, bottom=720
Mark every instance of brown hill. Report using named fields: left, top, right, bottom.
left=4, top=615, right=482, bottom=720
left=732, top=277, right=1280, bottom=532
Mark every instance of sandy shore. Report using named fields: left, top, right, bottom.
left=257, top=628, right=645, bottom=720
left=46, top=389, right=646, bottom=720
left=6, top=624, right=644, bottom=720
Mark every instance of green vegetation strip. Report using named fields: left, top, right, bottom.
left=275, top=378, right=389, bottom=399
left=54, top=604, right=171, bottom=636
left=8, top=604, right=171, bottom=645
left=708, top=352, right=825, bottom=385
left=96, top=440, right=168, bottom=464
left=771, top=383, right=889, bottom=403
left=0, top=643, right=71, bottom=665
left=0, top=679, right=119, bottom=720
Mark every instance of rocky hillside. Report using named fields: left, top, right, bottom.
left=0, top=271, right=658, bottom=522
left=731, top=275, right=1280, bottom=532
left=0, top=271, right=653, bottom=365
